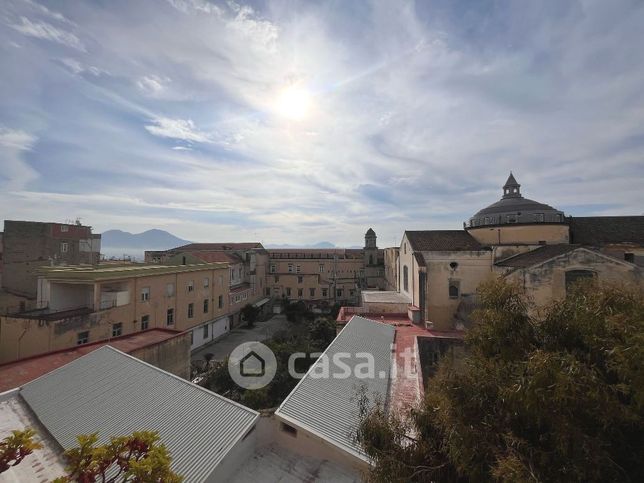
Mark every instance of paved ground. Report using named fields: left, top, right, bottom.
left=191, top=314, right=289, bottom=363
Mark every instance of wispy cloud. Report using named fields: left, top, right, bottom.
left=144, top=117, right=211, bottom=143
left=10, top=16, right=85, bottom=51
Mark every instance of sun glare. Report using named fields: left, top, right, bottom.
left=275, top=85, right=312, bottom=121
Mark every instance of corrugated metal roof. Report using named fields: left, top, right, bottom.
left=275, top=316, right=395, bottom=461
left=20, top=346, right=258, bottom=482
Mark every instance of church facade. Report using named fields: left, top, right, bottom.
left=381, top=174, right=644, bottom=330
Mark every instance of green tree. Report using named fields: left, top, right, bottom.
left=0, top=428, right=42, bottom=475
left=240, top=303, right=260, bottom=328
left=53, top=431, right=182, bottom=482
left=357, top=279, right=644, bottom=482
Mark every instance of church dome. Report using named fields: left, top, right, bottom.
left=469, top=174, right=564, bottom=228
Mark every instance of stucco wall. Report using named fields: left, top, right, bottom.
left=131, top=332, right=191, bottom=380
left=468, top=224, right=569, bottom=246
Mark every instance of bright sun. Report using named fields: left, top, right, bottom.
left=275, top=85, right=312, bottom=121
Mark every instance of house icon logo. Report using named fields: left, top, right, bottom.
left=228, top=342, right=277, bottom=389
left=240, top=350, right=266, bottom=377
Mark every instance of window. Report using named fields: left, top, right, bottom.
left=322, top=288, right=328, bottom=297
left=534, top=213, right=544, bottom=222
left=337, top=289, right=343, bottom=297
left=203, top=324, right=209, bottom=338
left=270, top=264, right=276, bottom=273
left=203, top=299, right=209, bottom=313
left=565, top=270, right=595, bottom=293
left=295, top=265, right=301, bottom=273
left=404, top=243, right=407, bottom=254
left=112, top=323, right=122, bottom=337
left=624, top=253, right=635, bottom=263
left=369, top=254, right=374, bottom=265
left=166, top=308, right=174, bottom=325
left=286, top=287, right=292, bottom=296
left=166, top=283, right=175, bottom=297
left=141, top=287, right=150, bottom=302
left=309, top=288, right=315, bottom=297
left=266, top=288, right=271, bottom=296
left=61, top=242, right=69, bottom=253
left=188, top=303, right=194, bottom=318
left=288, top=264, right=294, bottom=273
left=298, top=288, right=303, bottom=298
left=484, top=217, right=489, bottom=224
left=274, top=275, right=279, bottom=283
left=203, top=277, right=209, bottom=287
left=187, top=280, right=194, bottom=292
left=77, top=331, right=89, bottom=345
left=319, top=264, right=324, bottom=273
left=350, top=289, right=356, bottom=296
left=60, top=224, right=69, bottom=232
left=141, top=315, right=149, bottom=330
left=190, top=331, right=194, bottom=345
left=448, top=280, right=460, bottom=299
left=297, top=276, right=303, bottom=283
left=507, top=214, right=517, bottom=223
left=403, top=265, right=409, bottom=292
left=238, top=267, right=243, bottom=278
left=218, top=295, right=223, bottom=308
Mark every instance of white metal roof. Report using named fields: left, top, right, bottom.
left=20, top=346, right=258, bottom=482
left=275, top=316, right=395, bottom=461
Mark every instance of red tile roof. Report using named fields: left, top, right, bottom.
left=0, top=329, right=183, bottom=392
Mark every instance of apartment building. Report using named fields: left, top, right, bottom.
left=146, top=243, right=270, bottom=325
left=0, top=262, right=230, bottom=364
left=1, top=220, right=101, bottom=298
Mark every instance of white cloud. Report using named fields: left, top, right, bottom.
left=137, top=75, right=170, bottom=96
left=0, top=127, right=36, bottom=151
left=144, top=117, right=211, bottom=143
left=60, top=58, right=102, bottom=76
left=10, top=16, right=85, bottom=51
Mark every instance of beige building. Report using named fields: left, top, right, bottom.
left=374, top=174, right=644, bottom=331
left=0, top=262, right=230, bottom=364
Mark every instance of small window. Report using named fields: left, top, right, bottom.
left=404, top=243, right=407, bottom=254
left=141, top=287, right=150, bottom=302
left=298, top=288, right=303, bottom=298
left=270, top=265, right=276, bottom=273
left=218, top=295, right=223, bottom=308
left=187, top=280, right=194, bottom=292
left=112, top=323, right=122, bottom=337
left=166, top=283, right=175, bottom=297
left=288, top=264, right=294, bottom=273
left=297, top=276, right=303, bottom=284
left=624, top=253, right=634, bottom=263
left=281, top=422, right=297, bottom=437
left=188, top=303, right=194, bottom=318
left=141, top=315, right=149, bottom=330
left=266, top=287, right=271, bottom=296
left=203, top=299, right=209, bottom=313
left=274, top=275, right=279, bottom=283
left=190, top=331, right=194, bottom=345
left=203, top=324, right=209, bottom=338
left=319, top=264, right=324, bottom=273
left=203, top=277, right=209, bottom=287
left=296, top=265, right=301, bottom=273
left=166, top=308, right=174, bottom=326
left=336, top=289, right=343, bottom=297
left=77, top=331, right=89, bottom=345
left=309, top=288, right=315, bottom=297
left=61, top=242, right=69, bottom=253
left=322, top=288, right=328, bottom=297
left=286, top=288, right=292, bottom=296
left=403, top=265, right=409, bottom=292
left=449, top=280, right=460, bottom=299
left=350, top=289, right=356, bottom=296
left=60, top=224, right=69, bottom=232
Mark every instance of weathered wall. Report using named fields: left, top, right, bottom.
left=502, top=248, right=643, bottom=306
left=383, top=247, right=399, bottom=291
left=468, top=224, right=569, bottom=246
left=131, top=332, right=191, bottom=379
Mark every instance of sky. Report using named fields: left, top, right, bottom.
left=1, top=0, right=643, bottom=247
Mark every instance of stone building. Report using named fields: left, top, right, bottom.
left=375, top=174, right=643, bottom=330
left=1, top=220, right=101, bottom=298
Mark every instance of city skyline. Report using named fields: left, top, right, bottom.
left=1, top=0, right=644, bottom=246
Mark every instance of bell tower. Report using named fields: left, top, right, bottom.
left=502, top=172, right=522, bottom=199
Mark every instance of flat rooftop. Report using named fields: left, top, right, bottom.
left=38, top=262, right=228, bottom=282
left=0, top=392, right=66, bottom=482
left=361, top=290, right=411, bottom=304
left=0, top=329, right=182, bottom=392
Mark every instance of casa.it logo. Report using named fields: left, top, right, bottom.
left=228, top=342, right=277, bottom=389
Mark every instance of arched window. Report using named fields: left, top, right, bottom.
left=448, top=280, right=460, bottom=299
left=403, top=265, right=409, bottom=292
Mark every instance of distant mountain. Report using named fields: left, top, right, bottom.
left=100, top=229, right=190, bottom=260
left=266, top=241, right=337, bottom=249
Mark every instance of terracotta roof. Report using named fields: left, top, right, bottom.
left=0, top=329, right=183, bottom=392
left=190, top=251, right=244, bottom=264
left=569, top=216, right=644, bottom=246
left=175, top=242, right=264, bottom=251
left=495, top=244, right=580, bottom=268
left=405, top=230, right=484, bottom=251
